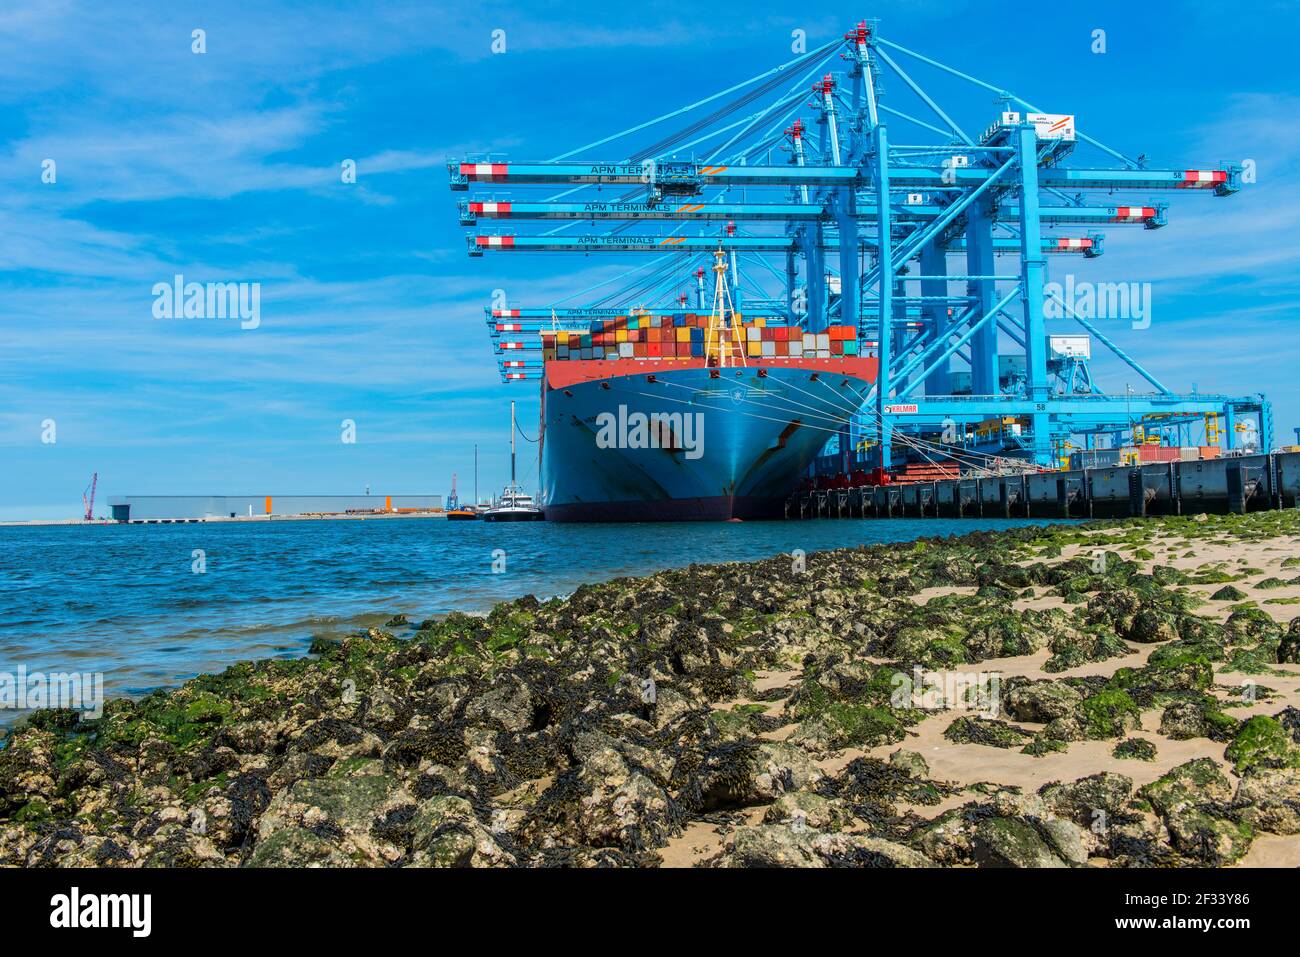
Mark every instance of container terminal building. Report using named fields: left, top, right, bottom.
left=107, top=495, right=443, bottom=522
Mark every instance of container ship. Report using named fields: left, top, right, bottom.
left=531, top=251, right=876, bottom=522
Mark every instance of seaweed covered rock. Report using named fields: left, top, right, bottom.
left=1278, top=619, right=1300, bottom=664
left=254, top=772, right=406, bottom=866
left=1077, top=689, right=1142, bottom=739
left=1038, top=772, right=1134, bottom=828
left=1113, top=738, right=1157, bottom=761
left=1224, top=715, right=1299, bottom=774
left=1043, top=624, right=1130, bottom=673
left=943, top=716, right=1033, bottom=749
left=911, top=789, right=1088, bottom=868
left=809, top=833, right=935, bottom=868
left=1158, top=696, right=1239, bottom=743
left=715, top=826, right=935, bottom=868
left=1234, top=766, right=1300, bottom=835
left=1138, top=759, right=1253, bottom=865
left=1004, top=679, right=1082, bottom=723
left=762, top=792, right=852, bottom=833
left=685, top=741, right=822, bottom=811
left=971, top=817, right=1070, bottom=868
left=717, top=824, right=824, bottom=868
left=1211, top=585, right=1248, bottom=602
left=409, top=795, right=515, bottom=867
left=888, top=749, right=929, bottom=779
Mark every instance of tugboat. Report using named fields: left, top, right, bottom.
left=482, top=401, right=543, bottom=522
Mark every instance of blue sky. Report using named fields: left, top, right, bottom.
left=2, top=0, right=1298, bottom=519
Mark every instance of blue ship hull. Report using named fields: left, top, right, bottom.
left=539, top=358, right=876, bottom=522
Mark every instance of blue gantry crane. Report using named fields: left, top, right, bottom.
left=450, top=18, right=1271, bottom=471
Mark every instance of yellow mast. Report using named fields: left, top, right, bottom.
left=705, top=245, right=745, bottom=367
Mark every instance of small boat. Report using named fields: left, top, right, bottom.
left=482, top=486, right=542, bottom=522
left=481, top=401, right=543, bottom=522
left=446, top=507, right=480, bottom=521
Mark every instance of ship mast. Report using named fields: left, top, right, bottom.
left=705, top=244, right=745, bottom=368
left=510, top=400, right=517, bottom=491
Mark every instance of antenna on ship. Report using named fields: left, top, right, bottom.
left=510, top=400, right=517, bottom=491
left=706, top=244, right=745, bottom=368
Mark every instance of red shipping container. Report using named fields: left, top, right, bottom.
left=648, top=343, right=662, bottom=357
left=1137, top=446, right=1179, bottom=463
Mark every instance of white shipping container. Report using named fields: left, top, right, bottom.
left=803, top=333, right=816, bottom=349
left=746, top=326, right=761, bottom=340
left=619, top=342, right=634, bottom=357
left=761, top=340, right=776, bottom=357
left=788, top=340, right=804, bottom=356
left=816, top=349, right=831, bottom=358
left=816, top=333, right=830, bottom=349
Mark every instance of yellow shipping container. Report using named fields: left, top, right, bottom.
left=746, top=341, right=762, bottom=357
left=676, top=328, right=691, bottom=342
left=616, top=329, right=628, bottom=343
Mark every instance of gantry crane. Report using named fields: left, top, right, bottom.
left=450, top=18, right=1271, bottom=469
left=82, top=472, right=97, bottom=522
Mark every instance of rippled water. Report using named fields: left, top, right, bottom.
left=0, top=515, right=1066, bottom=727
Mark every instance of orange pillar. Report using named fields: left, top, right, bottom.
left=265, top=496, right=272, bottom=515
left=385, top=495, right=392, bottom=512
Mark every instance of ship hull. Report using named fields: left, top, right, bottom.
left=539, top=357, right=877, bottom=522
left=481, top=509, right=544, bottom=522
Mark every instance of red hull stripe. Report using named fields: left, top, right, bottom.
left=543, top=355, right=878, bottom=390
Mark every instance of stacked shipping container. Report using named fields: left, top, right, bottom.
left=534, top=313, right=863, bottom=363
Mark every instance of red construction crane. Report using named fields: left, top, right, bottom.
left=82, top=472, right=97, bottom=521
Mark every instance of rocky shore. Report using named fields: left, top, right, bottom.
left=3, top=511, right=1299, bottom=868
